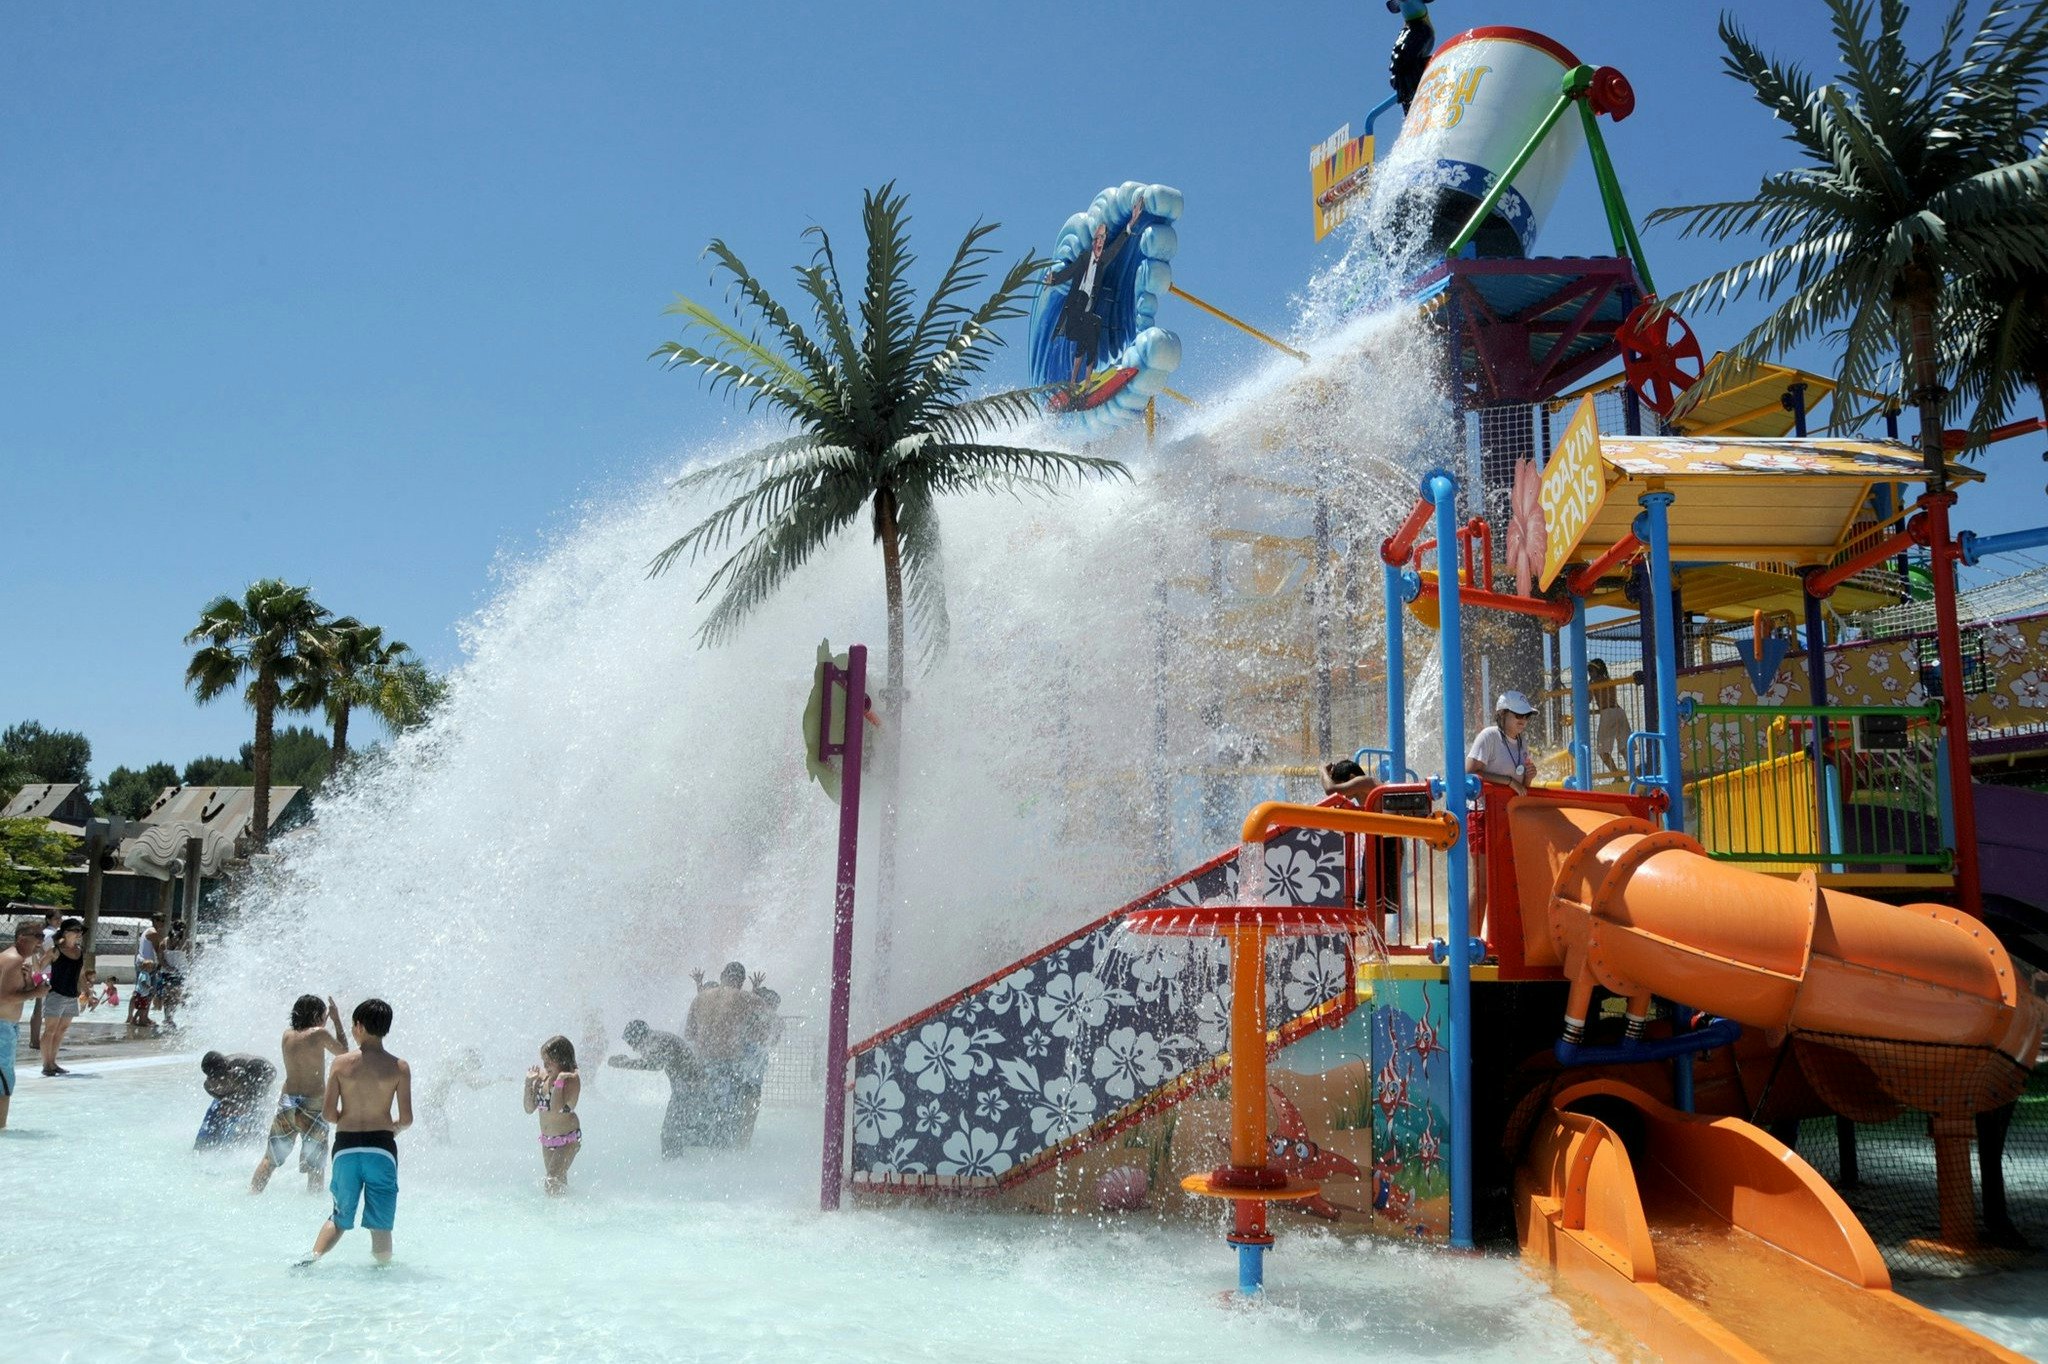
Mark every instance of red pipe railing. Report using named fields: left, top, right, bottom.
left=1382, top=498, right=1436, bottom=566
left=1807, top=515, right=1926, bottom=598
left=1567, top=532, right=1641, bottom=597
left=1412, top=576, right=1576, bottom=625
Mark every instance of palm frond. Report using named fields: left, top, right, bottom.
left=893, top=488, right=950, bottom=667
left=689, top=483, right=872, bottom=645
left=858, top=183, right=922, bottom=398
left=698, top=238, right=838, bottom=396
left=647, top=446, right=861, bottom=577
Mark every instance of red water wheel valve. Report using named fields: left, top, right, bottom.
left=1616, top=299, right=1705, bottom=417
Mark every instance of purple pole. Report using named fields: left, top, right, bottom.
left=819, top=643, right=867, bottom=1211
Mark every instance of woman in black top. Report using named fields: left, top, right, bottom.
left=40, top=917, right=84, bottom=1077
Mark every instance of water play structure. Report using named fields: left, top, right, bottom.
left=836, top=19, right=2048, bottom=1359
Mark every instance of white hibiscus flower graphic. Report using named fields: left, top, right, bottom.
left=936, top=1124, right=1015, bottom=1178
left=903, top=1022, right=977, bottom=1094
left=851, top=1071, right=905, bottom=1145
left=1265, top=841, right=1342, bottom=904
left=1090, top=1027, right=1165, bottom=1102
left=1028, top=1075, right=1098, bottom=1141
left=913, top=1099, right=945, bottom=1135
left=1039, top=971, right=1111, bottom=1038
left=1193, top=989, right=1230, bottom=1051
left=1284, top=946, right=1348, bottom=1013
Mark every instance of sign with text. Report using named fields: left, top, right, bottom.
left=1538, top=395, right=1608, bottom=590
left=1310, top=123, right=1374, bottom=242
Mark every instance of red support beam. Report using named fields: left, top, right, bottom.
left=1412, top=577, right=1575, bottom=625
left=1920, top=493, right=1982, bottom=918
left=1806, top=517, right=1927, bottom=599
left=1567, top=532, right=1641, bottom=597
left=1382, top=499, right=1435, bottom=566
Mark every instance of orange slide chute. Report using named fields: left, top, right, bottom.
left=1506, top=800, right=2044, bottom=1066
left=1519, top=1081, right=2034, bottom=1363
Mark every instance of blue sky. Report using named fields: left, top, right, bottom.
left=5, top=2, right=2043, bottom=775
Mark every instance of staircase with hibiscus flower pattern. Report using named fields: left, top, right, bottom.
left=847, top=825, right=1358, bottom=1193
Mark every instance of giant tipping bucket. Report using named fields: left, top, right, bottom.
left=1383, top=27, right=1585, bottom=258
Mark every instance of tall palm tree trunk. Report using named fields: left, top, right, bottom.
left=873, top=489, right=907, bottom=985
left=331, top=700, right=352, bottom=764
left=251, top=676, right=276, bottom=851
left=1903, top=281, right=1983, bottom=920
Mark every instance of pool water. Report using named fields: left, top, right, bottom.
left=3, top=1056, right=1612, bottom=1363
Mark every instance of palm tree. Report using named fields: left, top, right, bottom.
left=647, top=182, right=1129, bottom=713
left=1647, top=0, right=2048, bottom=489
left=288, top=618, right=423, bottom=762
left=183, top=580, right=331, bottom=850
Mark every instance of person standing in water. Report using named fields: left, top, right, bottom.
left=1, top=920, right=52, bottom=1130
left=523, top=1035, right=582, bottom=1195
left=128, top=913, right=166, bottom=1033
left=608, top=1020, right=701, bottom=1158
left=38, top=918, right=85, bottom=1076
left=302, top=998, right=412, bottom=1266
left=684, top=963, right=781, bottom=1147
left=252, top=994, right=347, bottom=1194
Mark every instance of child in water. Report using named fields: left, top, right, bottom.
left=523, top=1035, right=582, bottom=1195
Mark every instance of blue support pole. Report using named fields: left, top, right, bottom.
left=1384, top=560, right=1408, bottom=782
left=1636, top=491, right=1686, bottom=829
left=1570, top=596, right=1593, bottom=789
left=1237, top=1243, right=1265, bottom=1294
left=1802, top=576, right=1835, bottom=869
left=1425, top=468, right=1475, bottom=1251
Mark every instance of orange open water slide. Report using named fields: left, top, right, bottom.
left=1503, top=798, right=2045, bottom=1361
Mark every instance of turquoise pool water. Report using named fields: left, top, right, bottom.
left=2, top=1055, right=1610, bottom=1363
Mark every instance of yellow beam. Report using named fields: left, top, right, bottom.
left=1169, top=285, right=1311, bottom=365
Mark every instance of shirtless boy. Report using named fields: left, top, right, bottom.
left=1, top=920, right=53, bottom=1130
left=253, top=993, right=347, bottom=1194
left=303, top=998, right=412, bottom=1265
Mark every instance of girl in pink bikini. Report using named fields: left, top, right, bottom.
left=523, top=1035, right=582, bottom=1195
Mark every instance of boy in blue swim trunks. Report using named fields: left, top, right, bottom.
left=1, top=919, right=53, bottom=1130
left=302, top=998, right=412, bottom=1265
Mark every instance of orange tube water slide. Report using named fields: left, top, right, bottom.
left=1505, top=800, right=2044, bottom=1067
left=1507, top=797, right=2046, bottom=1257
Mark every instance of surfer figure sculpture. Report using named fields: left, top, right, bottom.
left=1044, top=191, right=1145, bottom=384
left=1388, top=0, right=1434, bottom=112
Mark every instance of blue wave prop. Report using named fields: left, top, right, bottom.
left=1027, top=181, right=1184, bottom=437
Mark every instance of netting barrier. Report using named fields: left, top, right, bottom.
left=1784, top=1031, right=2044, bottom=1279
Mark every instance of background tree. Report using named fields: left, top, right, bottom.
left=289, top=618, right=421, bottom=762
left=0, top=749, right=32, bottom=807
left=96, top=761, right=180, bottom=818
left=183, top=580, right=330, bottom=850
left=1, top=720, right=93, bottom=788
left=0, top=816, right=78, bottom=905
left=1648, top=0, right=2048, bottom=488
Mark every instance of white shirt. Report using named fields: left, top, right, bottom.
left=1468, top=725, right=1530, bottom=783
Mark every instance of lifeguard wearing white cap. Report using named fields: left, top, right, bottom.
left=1496, top=690, right=1536, bottom=716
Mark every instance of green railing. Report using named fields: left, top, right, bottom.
left=1679, top=702, right=1952, bottom=873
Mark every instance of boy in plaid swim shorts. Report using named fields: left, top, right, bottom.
left=253, top=993, right=348, bottom=1193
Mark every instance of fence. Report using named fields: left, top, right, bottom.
left=1680, top=702, right=1952, bottom=872
left=761, top=1015, right=824, bottom=1109
left=1358, top=783, right=1452, bottom=952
